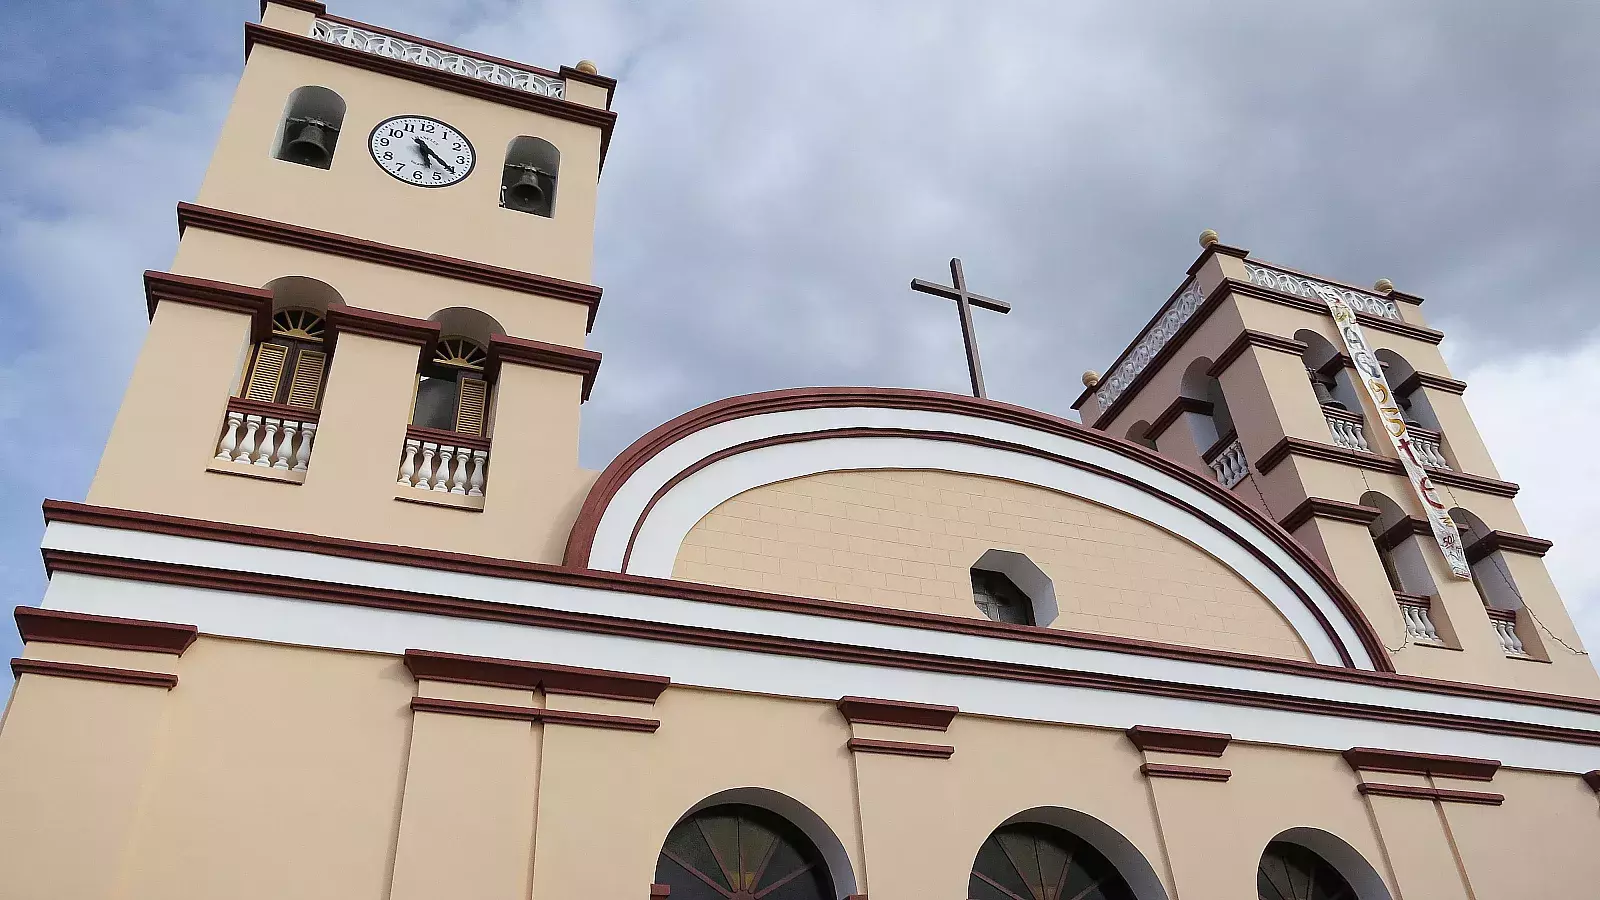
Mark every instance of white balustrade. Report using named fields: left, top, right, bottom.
left=398, top=435, right=488, bottom=497
left=1207, top=438, right=1249, bottom=488
left=312, top=20, right=565, bottom=98
left=1245, top=263, right=1402, bottom=321
left=1396, top=597, right=1442, bottom=645
left=215, top=408, right=317, bottom=475
left=1324, top=410, right=1370, bottom=452
left=1488, top=611, right=1529, bottom=657
left=1409, top=428, right=1450, bottom=469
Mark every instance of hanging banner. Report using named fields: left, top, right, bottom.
left=1312, top=285, right=1473, bottom=579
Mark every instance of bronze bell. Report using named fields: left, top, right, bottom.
left=505, top=166, right=547, bottom=210
left=285, top=119, right=333, bottom=167
left=1308, top=369, right=1345, bottom=410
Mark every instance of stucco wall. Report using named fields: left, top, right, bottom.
left=673, top=468, right=1313, bottom=661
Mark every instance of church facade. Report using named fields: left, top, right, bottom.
left=2, top=4, right=1598, bottom=899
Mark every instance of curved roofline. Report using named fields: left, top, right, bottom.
left=567, top=386, right=1394, bottom=673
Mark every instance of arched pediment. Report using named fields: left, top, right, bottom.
left=568, top=388, right=1390, bottom=671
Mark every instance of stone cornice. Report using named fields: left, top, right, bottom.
left=14, top=606, right=197, bottom=656
left=1208, top=330, right=1308, bottom=378
left=1343, top=746, right=1500, bottom=781
left=325, top=303, right=440, bottom=354
left=837, top=696, right=959, bottom=731
left=409, top=696, right=659, bottom=732
left=404, top=648, right=667, bottom=702
left=1146, top=396, right=1213, bottom=441
left=176, top=203, right=603, bottom=332
left=1355, top=783, right=1503, bottom=805
left=486, top=334, right=602, bottom=401
left=1396, top=371, right=1468, bottom=397
left=143, top=270, right=273, bottom=341
left=1279, top=497, right=1382, bottom=533
left=1256, top=437, right=1520, bottom=498
left=845, top=737, right=954, bottom=759
left=1140, top=762, right=1231, bottom=781
left=10, top=658, right=178, bottom=690
left=1465, top=531, right=1553, bottom=565
left=1125, top=725, right=1230, bottom=756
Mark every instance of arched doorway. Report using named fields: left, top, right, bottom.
left=1256, top=840, right=1358, bottom=900
left=654, top=803, right=835, bottom=899
left=969, top=822, right=1137, bottom=900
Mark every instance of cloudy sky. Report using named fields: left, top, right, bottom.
left=3, top=0, right=1597, bottom=688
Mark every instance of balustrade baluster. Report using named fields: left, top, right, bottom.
left=415, top=443, right=437, bottom=491
left=397, top=439, right=420, bottom=487
left=467, top=450, right=487, bottom=496
left=293, top=423, right=316, bottom=472
left=432, top=445, right=455, bottom=491
left=253, top=419, right=281, bottom=467
left=216, top=411, right=244, bottom=460
left=449, top=448, right=470, bottom=494
left=235, top=416, right=262, bottom=463
left=273, top=422, right=298, bottom=469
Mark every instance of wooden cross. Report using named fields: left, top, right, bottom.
left=910, top=257, right=1012, bottom=398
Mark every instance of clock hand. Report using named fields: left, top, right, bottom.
left=413, top=137, right=456, bottom=174
left=412, top=137, right=433, bottom=168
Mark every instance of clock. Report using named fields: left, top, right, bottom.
left=368, top=115, right=476, bottom=188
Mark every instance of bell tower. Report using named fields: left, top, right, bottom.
left=86, top=0, right=615, bottom=563
left=1074, top=231, right=1597, bottom=698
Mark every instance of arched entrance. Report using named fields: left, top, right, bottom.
left=969, top=822, right=1137, bottom=900
left=655, top=803, right=835, bottom=899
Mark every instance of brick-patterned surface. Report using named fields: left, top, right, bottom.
left=673, top=469, right=1311, bottom=660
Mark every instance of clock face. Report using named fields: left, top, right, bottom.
left=368, top=115, right=476, bottom=188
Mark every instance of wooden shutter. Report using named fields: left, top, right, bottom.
left=243, top=342, right=290, bottom=403
left=285, top=348, right=327, bottom=409
left=454, top=376, right=488, bottom=437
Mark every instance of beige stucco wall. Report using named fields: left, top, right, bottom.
left=199, top=39, right=602, bottom=283
left=87, top=301, right=594, bottom=564
left=673, top=468, right=1313, bottom=661
left=3, top=633, right=1596, bottom=899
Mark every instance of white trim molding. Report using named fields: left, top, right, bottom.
left=582, top=404, right=1375, bottom=670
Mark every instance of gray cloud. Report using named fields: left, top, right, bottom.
left=4, top=0, right=1599, bottom=679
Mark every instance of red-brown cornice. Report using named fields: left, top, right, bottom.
left=1355, top=783, right=1503, bottom=805
left=409, top=696, right=659, bottom=732
left=14, top=606, right=197, bottom=656
left=1146, top=396, right=1213, bottom=442
left=846, top=737, right=954, bottom=759
left=1126, top=725, right=1230, bottom=757
left=1140, top=763, right=1231, bottom=782
left=1279, top=498, right=1382, bottom=534
left=325, top=303, right=440, bottom=354
left=144, top=270, right=273, bottom=341
left=837, top=696, right=959, bottom=731
left=1208, top=330, right=1308, bottom=378
left=405, top=648, right=667, bottom=702
left=244, top=23, right=617, bottom=164
left=1343, top=746, right=1500, bottom=781
left=1465, top=530, right=1553, bottom=565
left=10, top=657, right=178, bottom=690
left=1256, top=436, right=1520, bottom=498
left=1396, top=371, right=1467, bottom=397
left=176, top=203, right=603, bottom=332
left=486, top=334, right=602, bottom=401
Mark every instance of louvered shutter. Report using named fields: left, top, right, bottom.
left=454, top=376, right=488, bottom=437
left=243, top=342, right=290, bottom=403
left=285, top=348, right=327, bottom=409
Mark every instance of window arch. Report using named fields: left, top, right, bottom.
left=1294, top=330, right=1363, bottom=413
left=654, top=803, right=834, bottom=900
left=1451, top=507, right=1544, bottom=658
left=1361, top=492, right=1436, bottom=597
left=1257, top=829, right=1390, bottom=900
left=970, top=823, right=1140, bottom=900
left=500, top=136, right=560, bottom=216
left=410, top=308, right=505, bottom=437
left=238, top=277, right=341, bottom=409
left=1179, top=357, right=1233, bottom=452
left=1373, top=350, right=1437, bottom=430
left=274, top=86, right=345, bottom=169
left=1125, top=420, right=1157, bottom=451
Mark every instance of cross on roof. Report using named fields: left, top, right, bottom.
left=910, top=257, right=1012, bottom=399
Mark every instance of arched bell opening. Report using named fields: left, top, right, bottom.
left=235, top=276, right=344, bottom=410
left=654, top=787, right=858, bottom=899
left=1257, top=828, right=1391, bottom=900
left=274, top=86, right=345, bottom=169
left=1294, top=330, right=1364, bottom=414
left=409, top=308, right=507, bottom=439
left=500, top=136, right=560, bottom=217
left=1451, top=507, right=1547, bottom=659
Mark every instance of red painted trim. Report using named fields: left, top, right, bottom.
left=176, top=203, right=603, bottom=332
left=1256, top=436, right=1520, bottom=498
left=144, top=270, right=273, bottom=341
left=649, top=885, right=672, bottom=898
left=404, top=648, right=668, bottom=702
left=1465, top=531, right=1553, bottom=565
left=405, top=425, right=492, bottom=453
left=1396, top=371, right=1467, bottom=397
left=1279, top=498, right=1381, bottom=533
left=594, top=413, right=1381, bottom=672
left=1343, top=747, right=1499, bottom=781
left=14, top=606, right=196, bottom=655
left=244, top=24, right=617, bottom=165
left=38, top=547, right=1600, bottom=747
left=486, top=333, right=601, bottom=401
left=1146, top=396, right=1213, bottom=442
left=1356, top=783, right=1504, bottom=805
left=325, top=303, right=440, bottom=352
left=1126, top=725, right=1230, bottom=757
left=837, top=696, right=958, bottom=731
left=43, top=499, right=1600, bottom=719
left=10, top=658, right=177, bottom=690
left=227, top=396, right=322, bottom=423
left=846, top=737, right=954, bottom=759
left=1208, top=330, right=1308, bottom=378
left=409, top=696, right=659, bottom=732
left=1583, top=770, right=1600, bottom=793
left=1139, top=763, right=1231, bottom=782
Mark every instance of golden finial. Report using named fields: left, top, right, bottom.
left=1373, top=278, right=1395, bottom=293
left=1082, top=370, right=1101, bottom=388
left=1198, top=229, right=1219, bottom=248
left=576, top=60, right=600, bottom=75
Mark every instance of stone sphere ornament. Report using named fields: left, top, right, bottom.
left=1198, top=229, right=1220, bottom=248
left=576, top=60, right=599, bottom=75
left=1373, top=278, right=1395, bottom=293
left=1082, top=370, right=1101, bottom=388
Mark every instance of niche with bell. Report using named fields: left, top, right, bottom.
left=275, top=86, right=345, bottom=170
left=499, top=136, right=560, bottom=217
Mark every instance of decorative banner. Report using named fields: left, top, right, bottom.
left=1312, top=286, right=1473, bottom=579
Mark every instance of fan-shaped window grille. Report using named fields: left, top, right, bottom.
left=1257, top=842, right=1357, bottom=900
left=654, top=803, right=833, bottom=900
left=272, top=308, right=325, bottom=340
left=969, top=823, right=1134, bottom=900
left=433, top=336, right=487, bottom=370
left=973, top=570, right=1035, bottom=625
